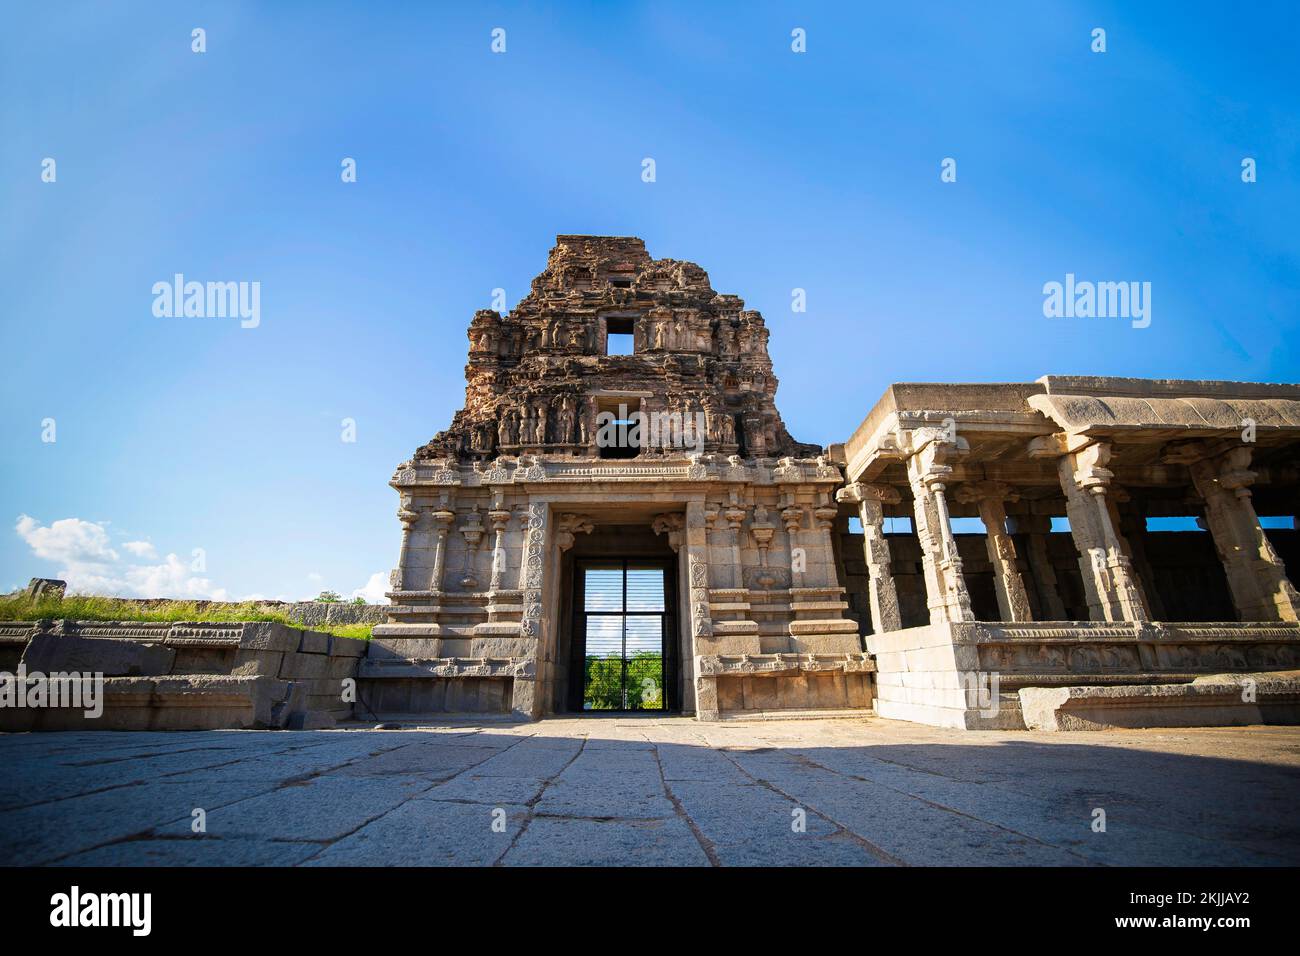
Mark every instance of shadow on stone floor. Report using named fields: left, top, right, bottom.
left=1, top=725, right=1297, bottom=866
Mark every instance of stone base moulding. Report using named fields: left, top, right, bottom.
left=872, top=619, right=1300, bottom=730
left=1019, top=670, right=1300, bottom=731
left=356, top=655, right=536, bottom=719
left=0, top=674, right=306, bottom=732
left=695, top=651, right=875, bottom=720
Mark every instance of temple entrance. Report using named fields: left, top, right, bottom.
left=570, top=557, right=677, bottom=712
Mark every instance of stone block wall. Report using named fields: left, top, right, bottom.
left=872, top=623, right=996, bottom=729
left=713, top=671, right=873, bottom=715
left=356, top=676, right=513, bottom=716
left=0, top=621, right=366, bottom=732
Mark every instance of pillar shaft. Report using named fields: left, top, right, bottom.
left=1057, top=443, right=1148, bottom=622
left=488, top=510, right=511, bottom=591
left=429, top=511, right=455, bottom=593
left=906, top=450, right=974, bottom=624
left=686, top=499, right=713, bottom=718
left=1116, top=500, right=1165, bottom=619
left=974, top=495, right=1033, bottom=622
left=393, top=504, right=419, bottom=592
left=1008, top=515, right=1067, bottom=620
left=855, top=488, right=902, bottom=635
left=1191, top=448, right=1300, bottom=622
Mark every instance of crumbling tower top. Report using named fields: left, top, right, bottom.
left=417, top=235, right=819, bottom=462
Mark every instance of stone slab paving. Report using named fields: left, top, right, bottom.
left=1, top=717, right=1298, bottom=866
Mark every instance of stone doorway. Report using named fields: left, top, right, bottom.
left=571, top=558, right=676, bottom=712
left=558, top=523, right=681, bottom=714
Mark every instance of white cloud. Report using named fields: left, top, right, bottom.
left=16, top=514, right=118, bottom=564
left=352, top=571, right=389, bottom=605
left=14, top=515, right=229, bottom=600
left=123, top=553, right=230, bottom=601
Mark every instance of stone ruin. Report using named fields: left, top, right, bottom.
left=349, top=237, right=1300, bottom=730
left=7, top=237, right=1299, bottom=733
left=418, top=235, right=819, bottom=463
left=363, top=236, right=867, bottom=721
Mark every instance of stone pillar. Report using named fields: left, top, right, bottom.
left=1115, top=496, right=1166, bottom=619
left=1007, top=514, right=1067, bottom=620
left=838, top=482, right=903, bottom=637
left=391, top=501, right=419, bottom=592
left=810, top=499, right=841, bottom=585
left=1056, top=441, right=1148, bottom=622
left=748, top=505, right=776, bottom=580
left=428, top=509, right=456, bottom=593
left=781, top=503, right=805, bottom=590
left=724, top=499, right=747, bottom=588
left=487, top=508, right=511, bottom=591
left=512, top=502, right=549, bottom=719
left=458, top=507, right=484, bottom=590
left=685, top=500, right=713, bottom=718
left=956, top=481, right=1033, bottom=622
left=905, top=436, right=974, bottom=624
left=1190, top=447, right=1300, bottom=622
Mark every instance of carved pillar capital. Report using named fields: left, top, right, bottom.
left=748, top=506, right=775, bottom=549
left=652, top=513, right=685, bottom=552
left=902, top=426, right=966, bottom=491
left=780, top=505, right=803, bottom=534
left=555, top=513, right=594, bottom=552
left=1216, top=446, right=1258, bottom=498
left=1071, top=441, right=1115, bottom=496
left=811, top=503, right=838, bottom=530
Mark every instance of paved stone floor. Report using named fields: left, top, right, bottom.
left=2, top=717, right=1298, bottom=866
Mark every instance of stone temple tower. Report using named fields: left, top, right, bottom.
left=417, top=235, right=821, bottom=463
left=361, top=236, right=869, bottom=721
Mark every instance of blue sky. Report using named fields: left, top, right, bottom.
left=2, top=1, right=1297, bottom=601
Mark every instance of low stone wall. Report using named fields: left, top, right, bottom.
left=0, top=620, right=366, bottom=732
left=873, top=619, right=1300, bottom=730
left=1, top=596, right=388, bottom=631
left=696, top=652, right=875, bottom=720
left=356, top=637, right=534, bottom=718
left=287, top=602, right=388, bottom=627
left=1020, top=671, right=1300, bottom=731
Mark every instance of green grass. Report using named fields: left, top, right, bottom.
left=0, top=593, right=373, bottom=640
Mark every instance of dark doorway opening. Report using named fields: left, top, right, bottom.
left=597, top=396, right=642, bottom=460
left=570, top=558, right=676, bottom=712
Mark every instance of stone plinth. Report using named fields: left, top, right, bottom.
left=0, top=620, right=366, bottom=731
left=1019, top=671, right=1300, bottom=731
left=873, top=619, right=1300, bottom=730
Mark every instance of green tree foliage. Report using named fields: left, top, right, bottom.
left=584, top=651, right=664, bottom=710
